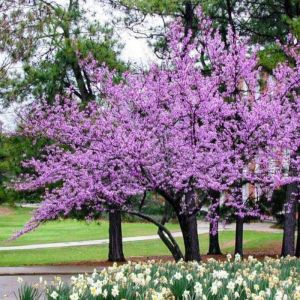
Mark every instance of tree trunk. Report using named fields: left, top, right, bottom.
left=235, top=215, right=244, bottom=256
left=62, top=11, right=93, bottom=104
left=281, top=183, right=297, bottom=257
left=183, top=0, right=194, bottom=35
left=173, top=190, right=201, bottom=261
left=71, top=58, right=94, bottom=103
left=108, top=210, right=125, bottom=262
left=296, top=202, right=300, bottom=257
left=124, top=209, right=184, bottom=261
left=284, top=0, right=293, bottom=18
left=226, top=0, right=236, bottom=33
left=157, top=201, right=183, bottom=261
left=177, top=211, right=201, bottom=261
left=156, top=230, right=183, bottom=262
left=156, top=189, right=200, bottom=261
left=208, top=221, right=222, bottom=255
left=207, top=191, right=222, bottom=255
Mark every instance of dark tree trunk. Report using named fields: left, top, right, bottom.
left=281, top=183, right=297, bottom=257
left=296, top=202, right=300, bottom=257
left=235, top=215, right=244, bottom=256
left=173, top=190, right=201, bottom=261
left=183, top=0, right=194, bottom=35
left=157, top=189, right=200, bottom=261
left=160, top=201, right=176, bottom=225
left=207, top=191, right=222, bottom=255
left=284, top=0, right=293, bottom=18
left=71, top=58, right=94, bottom=103
left=156, top=230, right=183, bottom=262
left=61, top=10, right=93, bottom=104
left=108, top=210, right=125, bottom=262
left=226, top=0, right=236, bottom=33
left=124, top=209, right=184, bottom=261
left=208, top=221, right=222, bottom=255
left=296, top=2, right=300, bottom=16
left=177, top=212, right=201, bottom=261
left=295, top=202, right=300, bottom=257
left=157, top=201, right=183, bottom=261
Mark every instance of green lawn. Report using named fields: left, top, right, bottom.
left=0, top=231, right=282, bottom=266
left=0, top=206, right=180, bottom=246
left=0, top=206, right=283, bottom=266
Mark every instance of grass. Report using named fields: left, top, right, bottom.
left=0, top=206, right=180, bottom=246
left=0, top=205, right=283, bottom=267
left=0, top=231, right=283, bottom=266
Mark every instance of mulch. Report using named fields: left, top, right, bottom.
left=48, top=251, right=282, bottom=268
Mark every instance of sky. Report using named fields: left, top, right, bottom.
left=89, top=0, right=159, bottom=64
left=0, top=0, right=162, bottom=131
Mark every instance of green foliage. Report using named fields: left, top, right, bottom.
left=0, top=135, right=49, bottom=204
left=46, top=283, right=71, bottom=300
left=20, top=60, right=67, bottom=102
left=288, top=16, right=300, bottom=38
left=257, top=15, right=300, bottom=72
left=116, top=0, right=300, bottom=58
left=16, top=36, right=125, bottom=102
left=258, top=44, right=287, bottom=72
left=0, top=0, right=125, bottom=105
left=120, top=0, right=191, bottom=14
left=76, top=38, right=124, bottom=72
left=15, top=284, right=41, bottom=300
left=203, top=1, right=300, bottom=44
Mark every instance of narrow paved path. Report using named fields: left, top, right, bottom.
left=0, top=267, right=104, bottom=299
left=0, top=222, right=281, bottom=251
left=0, top=265, right=103, bottom=276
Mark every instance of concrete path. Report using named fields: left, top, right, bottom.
left=0, top=266, right=103, bottom=300
left=0, top=222, right=281, bottom=251
left=0, top=265, right=103, bottom=276
left=0, top=275, right=70, bottom=300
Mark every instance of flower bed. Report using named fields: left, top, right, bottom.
left=17, top=255, right=300, bottom=300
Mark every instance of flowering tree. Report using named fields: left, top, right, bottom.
left=15, top=8, right=300, bottom=261
left=16, top=96, right=184, bottom=261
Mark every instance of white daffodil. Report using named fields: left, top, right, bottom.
left=173, top=272, right=183, bottom=280
left=69, top=293, right=79, bottom=300
left=111, top=285, right=119, bottom=297
left=17, top=277, right=23, bottom=283
left=186, top=274, right=193, bottom=281
left=182, top=290, right=190, bottom=299
left=50, top=291, right=59, bottom=299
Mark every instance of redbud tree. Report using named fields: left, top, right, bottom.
left=15, top=8, right=300, bottom=261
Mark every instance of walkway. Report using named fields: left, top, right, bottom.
left=0, top=222, right=281, bottom=251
